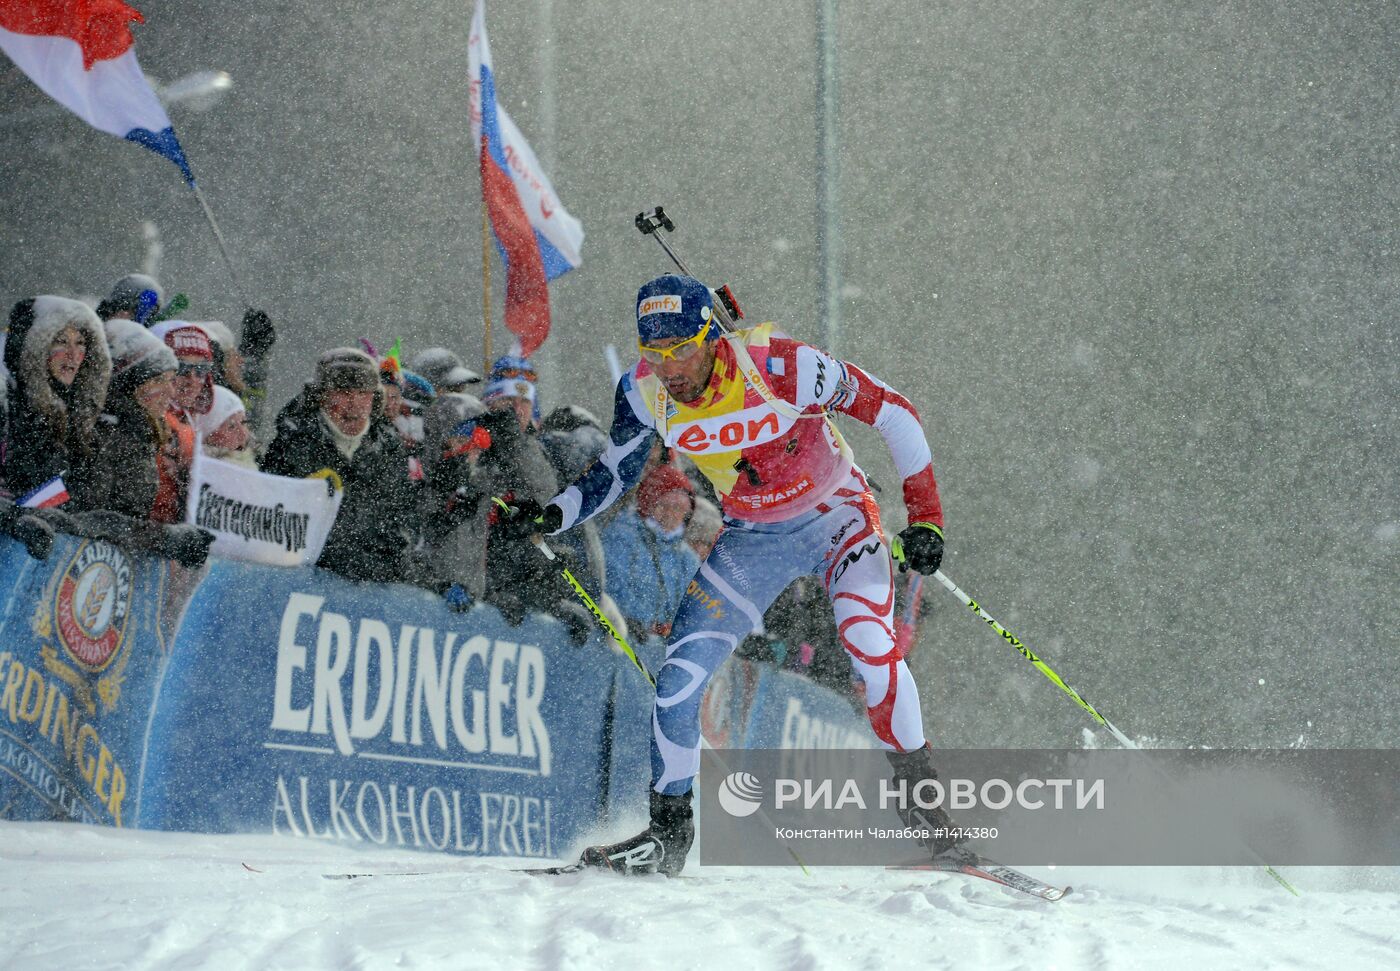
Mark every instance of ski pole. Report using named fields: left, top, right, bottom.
left=896, top=554, right=1300, bottom=894
left=929, top=568, right=1138, bottom=749
left=494, top=502, right=809, bottom=872
left=491, top=498, right=655, bottom=688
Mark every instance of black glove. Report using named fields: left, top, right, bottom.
left=11, top=514, right=55, bottom=561
left=238, top=308, right=276, bottom=358
left=154, top=524, right=217, bottom=568
left=493, top=497, right=563, bottom=539
left=894, top=523, right=944, bottom=575
left=0, top=498, right=58, bottom=559
left=553, top=600, right=593, bottom=647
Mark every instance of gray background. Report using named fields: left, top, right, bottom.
left=2, top=2, right=1395, bottom=748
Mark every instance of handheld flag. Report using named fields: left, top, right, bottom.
left=468, top=0, right=583, bottom=357
left=0, top=0, right=194, bottom=183
left=17, top=475, right=70, bottom=509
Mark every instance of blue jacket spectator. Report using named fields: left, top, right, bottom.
left=600, top=463, right=699, bottom=638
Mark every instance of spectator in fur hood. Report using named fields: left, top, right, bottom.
left=84, top=320, right=177, bottom=518
left=261, top=348, right=416, bottom=583
left=1, top=296, right=111, bottom=505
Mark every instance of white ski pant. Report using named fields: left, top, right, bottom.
left=651, top=473, right=926, bottom=795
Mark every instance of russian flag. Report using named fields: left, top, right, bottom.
left=468, top=0, right=583, bottom=358
left=0, top=0, right=194, bottom=183
left=17, top=474, right=70, bottom=509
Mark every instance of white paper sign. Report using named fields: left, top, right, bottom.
left=185, top=454, right=343, bottom=566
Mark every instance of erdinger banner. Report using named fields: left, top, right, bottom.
left=185, top=455, right=342, bottom=566
left=0, top=535, right=189, bottom=828
left=137, top=561, right=629, bottom=859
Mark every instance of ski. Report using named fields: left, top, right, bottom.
left=316, top=864, right=575, bottom=880
left=889, top=849, right=1070, bottom=902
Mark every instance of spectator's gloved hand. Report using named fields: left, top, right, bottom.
left=492, top=497, right=563, bottom=540
left=893, top=523, right=945, bottom=575
left=0, top=501, right=56, bottom=561
left=493, top=592, right=527, bottom=628
left=155, top=524, right=217, bottom=568
left=554, top=600, right=593, bottom=647
left=238, top=308, right=276, bottom=357
left=0, top=498, right=56, bottom=559
left=444, top=583, right=473, bottom=612
left=12, top=513, right=55, bottom=561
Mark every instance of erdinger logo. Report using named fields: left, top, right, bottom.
left=638, top=295, right=681, bottom=317
left=54, top=541, right=132, bottom=671
left=717, top=771, right=764, bottom=817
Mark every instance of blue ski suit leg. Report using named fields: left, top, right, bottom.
left=650, top=485, right=927, bottom=796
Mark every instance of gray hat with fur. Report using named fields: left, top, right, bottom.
left=314, top=347, right=379, bottom=392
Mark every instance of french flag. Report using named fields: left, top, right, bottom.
left=17, top=475, right=70, bottom=510
left=468, top=0, right=583, bottom=358
left=0, top=0, right=193, bottom=183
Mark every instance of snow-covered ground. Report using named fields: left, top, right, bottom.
left=2, top=821, right=1397, bottom=970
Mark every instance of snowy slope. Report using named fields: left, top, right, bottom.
left=2, top=822, right=1398, bottom=970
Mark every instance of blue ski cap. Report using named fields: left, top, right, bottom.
left=636, top=274, right=714, bottom=345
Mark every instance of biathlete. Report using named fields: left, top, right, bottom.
left=501, top=273, right=957, bottom=875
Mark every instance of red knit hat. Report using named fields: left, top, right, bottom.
left=637, top=464, right=695, bottom=520
left=162, top=324, right=213, bottom=361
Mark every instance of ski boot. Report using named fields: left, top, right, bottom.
left=578, top=790, right=694, bottom=877
left=887, top=743, right=965, bottom=860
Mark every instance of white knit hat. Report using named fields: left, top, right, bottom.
left=191, top=385, right=246, bottom=437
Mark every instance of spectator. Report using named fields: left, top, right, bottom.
left=482, top=369, right=539, bottom=435
left=85, top=320, right=177, bottom=518
left=538, top=404, right=609, bottom=594
left=378, top=357, right=404, bottom=431
left=234, top=308, right=277, bottom=435
left=261, top=348, right=415, bottom=583
left=413, top=391, right=492, bottom=606
left=477, top=375, right=557, bottom=505
left=685, top=495, right=722, bottom=561
left=599, top=463, right=700, bottom=639
left=95, top=273, right=164, bottom=325
left=148, top=323, right=215, bottom=523
left=410, top=347, right=480, bottom=394
left=1, top=296, right=111, bottom=504
left=487, top=354, right=541, bottom=425
left=467, top=381, right=591, bottom=641
left=396, top=369, right=435, bottom=451
left=192, top=320, right=244, bottom=395
left=191, top=385, right=256, bottom=468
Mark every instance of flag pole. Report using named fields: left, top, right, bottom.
left=189, top=182, right=247, bottom=305
left=481, top=208, right=493, bottom=374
